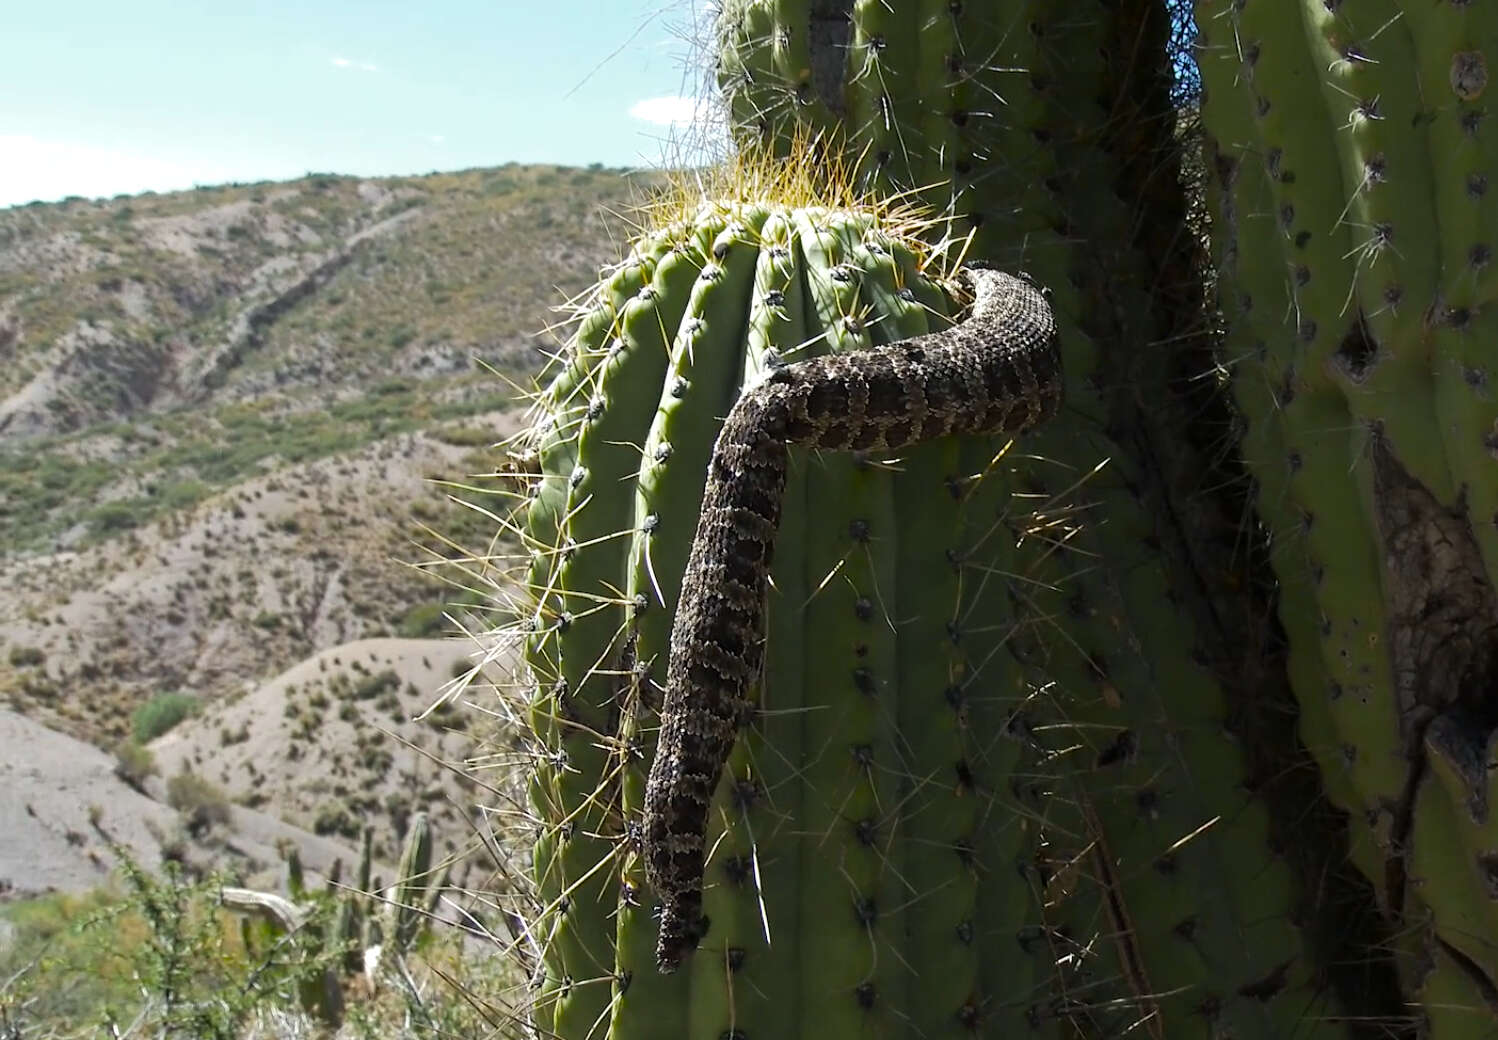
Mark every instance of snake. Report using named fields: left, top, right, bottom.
left=640, top=265, right=1064, bottom=973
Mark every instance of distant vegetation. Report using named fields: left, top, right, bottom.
left=0, top=378, right=522, bottom=551
left=0, top=162, right=659, bottom=554
left=131, top=690, right=200, bottom=743
left=0, top=835, right=516, bottom=1037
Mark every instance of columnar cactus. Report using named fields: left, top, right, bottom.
left=390, top=811, right=436, bottom=953
left=221, top=820, right=447, bottom=1026
left=1196, top=0, right=1498, bottom=1025
left=518, top=183, right=1079, bottom=1038
left=701, top=0, right=1343, bottom=1034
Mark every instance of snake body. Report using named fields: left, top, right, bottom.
left=641, top=267, right=1063, bottom=973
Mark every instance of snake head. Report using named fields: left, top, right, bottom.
left=957, top=263, right=1054, bottom=304
left=947, top=264, right=982, bottom=303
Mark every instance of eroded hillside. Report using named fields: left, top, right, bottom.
left=0, top=163, right=657, bottom=854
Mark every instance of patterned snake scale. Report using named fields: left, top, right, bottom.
left=641, top=266, right=1063, bottom=973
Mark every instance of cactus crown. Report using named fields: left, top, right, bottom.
left=637, top=128, right=929, bottom=230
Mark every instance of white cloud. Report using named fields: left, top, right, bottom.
left=330, top=56, right=378, bottom=72
left=629, top=95, right=711, bottom=128
left=0, top=135, right=251, bottom=208
left=429, top=135, right=445, bottom=145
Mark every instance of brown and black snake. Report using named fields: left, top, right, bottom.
left=641, top=265, right=1063, bottom=973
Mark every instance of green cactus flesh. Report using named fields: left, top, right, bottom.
left=391, top=811, right=434, bottom=953
left=1197, top=0, right=1498, bottom=1020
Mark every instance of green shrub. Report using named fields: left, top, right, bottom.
left=85, top=500, right=145, bottom=537
left=0, top=837, right=510, bottom=1037
left=156, top=479, right=210, bottom=510
left=0, top=843, right=332, bottom=1035
left=131, top=691, right=200, bottom=743
left=312, top=801, right=359, bottom=839
left=397, top=601, right=447, bottom=638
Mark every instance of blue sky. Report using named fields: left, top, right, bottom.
left=1, top=0, right=722, bottom=208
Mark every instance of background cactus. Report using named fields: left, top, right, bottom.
left=220, top=819, right=449, bottom=1027
left=1195, top=0, right=1498, bottom=1026
left=706, top=0, right=1346, bottom=1033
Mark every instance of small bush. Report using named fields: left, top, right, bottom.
left=112, top=740, right=157, bottom=790
left=397, top=602, right=447, bottom=638
left=359, top=747, right=394, bottom=775
left=312, top=801, right=359, bottom=839
left=165, top=771, right=231, bottom=834
left=432, top=425, right=494, bottom=447
left=155, top=479, right=210, bottom=510
left=85, top=500, right=145, bottom=537
left=7, top=644, right=45, bottom=667
left=353, top=669, right=400, bottom=701
left=131, top=691, right=200, bottom=743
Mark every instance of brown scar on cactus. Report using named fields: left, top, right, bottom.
left=1451, top=51, right=1488, bottom=102
left=1372, top=434, right=1498, bottom=921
